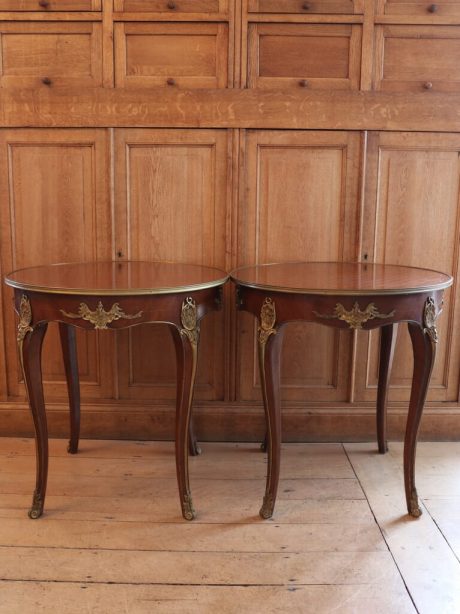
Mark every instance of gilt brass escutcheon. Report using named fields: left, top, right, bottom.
left=17, top=294, right=33, bottom=343
left=180, top=297, right=199, bottom=346
left=423, top=297, right=440, bottom=343
left=60, top=302, right=143, bottom=330
left=258, top=298, right=277, bottom=345
left=314, top=302, right=395, bottom=330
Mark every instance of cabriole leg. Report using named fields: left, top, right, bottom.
left=376, top=323, right=398, bottom=454
left=405, top=321, right=436, bottom=517
left=59, top=323, right=81, bottom=454
left=257, top=297, right=284, bottom=520
left=170, top=297, right=200, bottom=520
left=19, top=320, right=49, bottom=519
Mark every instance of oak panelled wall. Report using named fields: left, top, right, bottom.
left=1, top=0, right=460, bottom=442
left=114, top=129, right=228, bottom=401
left=237, top=130, right=361, bottom=403
left=0, top=129, right=114, bottom=404
left=356, top=132, right=460, bottom=404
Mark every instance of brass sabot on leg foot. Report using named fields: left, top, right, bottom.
left=182, top=494, right=196, bottom=521
left=259, top=493, right=275, bottom=519
left=28, top=491, right=44, bottom=519
left=408, top=489, right=422, bottom=518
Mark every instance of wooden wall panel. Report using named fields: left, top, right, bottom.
left=374, top=25, right=460, bottom=93
left=114, top=129, right=228, bottom=401
left=0, top=0, right=101, bottom=9
left=247, top=0, right=356, bottom=13
left=355, top=132, right=460, bottom=402
left=247, top=23, right=362, bottom=90
left=114, top=22, right=229, bottom=89
left=0, top=22, right=103, bottom=90
left=0, top=2, right=459, bottom=441
left=237, top=130, right=361, bottom=402
left=377, top=0, right=460, bottom=17
left=0, top=129, right=113, bottom=402
left=114, top=0, right=226, bottom=12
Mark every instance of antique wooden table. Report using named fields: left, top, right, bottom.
left=231, top=262, right=453, bottom=520
left=4, top=261, right=228, bottom=521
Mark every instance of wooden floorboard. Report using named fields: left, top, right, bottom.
left=1, top=438, right=459, bottom=613
left=0, top=582, right=415, bottom=614
left=345, top=442, right=460, bottom=614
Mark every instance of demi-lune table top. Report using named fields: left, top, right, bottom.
left=230, top=262, right=453, bottom=295
left=5, top=261, right=228, bottom=296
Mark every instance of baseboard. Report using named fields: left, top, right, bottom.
left=1, top=401, right=460, bottom=441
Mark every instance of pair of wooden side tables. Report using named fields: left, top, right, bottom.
left=4, top=260, right=452, bottom=522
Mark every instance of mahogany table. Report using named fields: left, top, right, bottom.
left=230, top=262, right=453, bottom=520
left=4, top=261, right=228, bottom=521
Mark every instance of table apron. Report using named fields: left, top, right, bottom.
left=13, top=287, right=222, bottom=331
left=237, top=286, right=445, bottom=331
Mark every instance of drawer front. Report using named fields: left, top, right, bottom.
left=378, top=0, right=460, bottom=16
left=114, top=0, right=226, bottom=12
left=248, top=23, right=361, bottom=90
left=374, top=25, right=460, bottom=92
left=115, top=23, right=228, bottom=88
left=0, top=0, right=101, bottom=8
left=0, top=23, right=102, bottom=89
left=248, top=0, right=355, bottom=13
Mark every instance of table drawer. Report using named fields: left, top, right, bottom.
left=378, top=0, right=460, bottom=16
left=247, top=23, right=361, bottom=90
left=114, top=0, right=226, bottom=12
left=115, top=22, right=228, bottom=88
left=0, top=22, right=102, bottom=89
left=374, top=25, right=460, bottom=92
left=0, top=0, right=101, bottom=8
left=247, top=0, right=355, bottom=13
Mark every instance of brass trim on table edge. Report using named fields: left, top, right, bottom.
left=4, top=276, right=229, bottom=296
left=230, top=279, right=453, bottom=296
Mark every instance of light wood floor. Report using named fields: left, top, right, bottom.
left=1, top=438, right=459, bottom=613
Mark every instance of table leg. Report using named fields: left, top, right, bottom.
left=19, top=322, right=49, bottom=519
left=59, top=323, right=80, bottom=454
left=405, top=322, right=436, bottom=517
left=260, top=432, right=268, bottom=453
left=258, top=325, right=284, bottom=520
left=376, top=323, right=398, bottom=454
left=170, top=323, right=199, bottom=521
left=188, top=417, right=202, bottom=457
left=168, top=326, right=200, bottom=457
